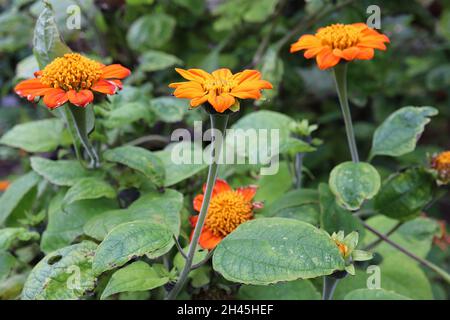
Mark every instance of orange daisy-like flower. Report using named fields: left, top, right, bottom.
left=0, top=180, right=10, bottom=192
left=290, top=23, right=390, bottom=70
left=431, top=151, right=450, bottom=184
left=168, top=68, right=273, bottom=113
left=14, top=53, right=131, bottom=109
left=190, top=179, right=260, bottom=250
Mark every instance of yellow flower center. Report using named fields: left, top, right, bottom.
left=204, top=78, right=237, bottom=95
left=434, top=151, right=450, bottom=170
left=40, top=53, right=103, bottom=91
left=316, top=24, right=361, bottom=50
left=205, top=190, right=253, bottom=237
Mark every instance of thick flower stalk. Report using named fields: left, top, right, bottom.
left=169, top=68, right=273, bottom=113
left=167, top=67, right=272, bottom=300
left=291, top=23, right=390, bottom=299
left=14, top=53, right=131, bottom=109
left=190, top=179, right=260, bottom=249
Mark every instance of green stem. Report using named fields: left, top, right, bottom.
left=332, top=63, right=359, bottom=163
left=166, top=113, right=229, bottom=300
left=322, top=276, right=339, bottom=300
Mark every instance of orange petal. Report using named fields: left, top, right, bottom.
left=109, top=79, right=123, bottom=90
left=193, top=194, right=204, bottom=212
left=333, top=47, right=360, bottom=61
left=91, top=79, right=117, bottom=94
left=355, top=47, right=374, bottom=60
left=203, top=178, right=232, bottom=196
left=191, top=95, right=209, bottom=107
left=173, top=82, right=206, bottom=99
left=290, top=34, right=321, bottom=52
left=189, top=215, right=199, bottom=227
left=101, top=64, right=131, bottom=79
left=0, top=180, right=10, bottom=192
left=43, top=89, right=68, bottom=109
left=233, top=70, right=261, bottom=84
left=207, top=93, right=235, bottom=113
left=211, top=68, right=233, bottom=80
left=304, top=46, right=326, bottom=59
left=316, top=49, right=340, bottom=70
left=175, top=68, right=212, bottom=82
left=197, top=228, right=222, bottom=250
left=358, top=38, right=387, bottom=50
left=68, top=90, right=94, bottom=107
left=236, top=185, right=257, bottom=201
left=230, top=89, right=261, bottom=99
left=14, top=78, right=53, bottom=100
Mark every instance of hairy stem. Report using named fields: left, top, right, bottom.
left=332, top=63, right=359, bottom=163
left=166, top=113, right=228, bottom=300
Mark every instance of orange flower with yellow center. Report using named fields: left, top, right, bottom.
left=290, top=23, right=390, bottom=70
left=190, top=179, right=260, bottom=249
left=431, top=151, right=450, bottom=184
left=14, top=53, right=131, bottom=109
left=0, top=180, right=10, bottom=192
left=169, top=68, right=273, bottom=113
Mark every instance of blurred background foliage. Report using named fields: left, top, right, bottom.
left=0, top=0, right=449, bottom=299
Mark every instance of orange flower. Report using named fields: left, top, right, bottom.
left=290, top=23, right=390, bottom=70
left=14, top=53, right=131, bottom=109
left=431, top=151, right=450, bottom=184
left=190, top=179, right=260, bottom=249
left=0, top=180, right=10, bottom=192
left=168, top=68, right=273, bottom=113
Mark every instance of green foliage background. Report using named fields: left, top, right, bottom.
left=0, top=0, right=449, bottom=300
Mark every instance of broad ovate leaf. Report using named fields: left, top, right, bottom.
left=0, top=119, right=65, bottom=153
left=213, top=218, right=345, bottom=285
left=22, top=241, right=98, bottom=300
left=92, top=221, right=173, bottom=275
left=329, top=162, right=381, bottom=211
left=104, top=146, right=165, bottom=187
left=370, top=106, right=438, bottom=159
left=100, top=261, right=169, bottom=300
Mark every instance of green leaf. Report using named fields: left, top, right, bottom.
left=334, top=253, right=433, bottom=300
left=237, top=280, right=320, bottom=300
left=257, top=46, right=284, bottom=102
left=84, top=189, right=182, bottom=240
left=30, top=157, right=98, bottom=187
left=344, top=288, right=410, bottom=300
left=22, top=241, right=98, bottom=300
left=104, top=146, right=165, bottom=187
left=228, top=111, right=296, bottom=163
left=329, top=162, right=381, bottom=211
left=41, top=193, right=118, bottom=253
left=370, top=106, right=438, bottom=159
left=243, top=0, right=278, bottom=22
left=32, top=2, right=71, bottom=67
left=127, top=13, right=176, bottom=52
left=173, top=246, right=210, bottom=288
left=104, top=102, right=152, bottom=129
left=261, top=188, right=320, bottom=225
left=374, top=168, right=434, bottom=220
left=92, top=221, right=173, bottom=275
left=0, top=252, right=16, bottom=281
left=0, top=227, right=39, bottom=251
left=139, top=50, right=182, bottom=72
left=0, top=172, right=41, bottom=226
left=101, top=261, right=169, bottom=300
left=362, top=216, right=440, bottom=259
left=155, top=142, right=207, bottom=187
left=150, top=97, right=188, bottom=123
left=213, top=218, right=345, bottom=285
left=319, top=183, right=365, bottom=239
left=254, top=161, right=292, bottom=205
left=63, top=177, right=116, bottom=206
left=0, top=119, right=65, bottom=153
